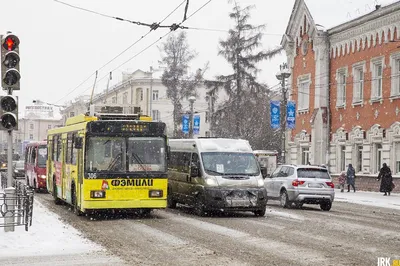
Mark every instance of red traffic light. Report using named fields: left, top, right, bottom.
left=2, top=35, right=19, bottom=51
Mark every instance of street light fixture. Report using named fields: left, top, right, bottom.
left=276, top=63, right=291, bottom=164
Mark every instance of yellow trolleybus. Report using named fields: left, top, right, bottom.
left=46, top=108, right=169, bottom=215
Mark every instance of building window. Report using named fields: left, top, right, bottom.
left=30, top=124, right=34, bottom=130
left=390, top=52, right=400, bottom=97
left=297, top=75, right=310, bottom=111
left=371, top=57, right=384, bottom=100
left=205, top=111, right=209, bottom=123
left=48, top=125, right=51, bottom=129
left=205, top=131, right=210, bottom=137
left=352, top=63, right=365, bottom=104
left=395, top=142, right=400, bottom=174
left=69, top=112, right=75, bottom=117
left=140, top=90, right=143, bottom=101
left=112, top=97, right=117, bottom=104
left=301, top=147, right=310, bottom=165
left=123, top=92, right=128, bottom=104
left=152, top=90, right=159, bottom=101
left=29, top=134, right=33, bottom=140
left=152, top=110, right=160, bottom=121
left=340, top=145, right=346, bottom=172
left=375, top=143, right=383, bottom=174
left=356, top=145, right=363, bottom=172
left=336, top=68, right=347, bottom=107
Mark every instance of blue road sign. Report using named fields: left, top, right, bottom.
left=182, top=114, right=189, bottom=134
left=193, top=115, right=200, bottom=135
left=270, top=101, right=280, bottom=129
left=286, top=101, right=296, bottom=129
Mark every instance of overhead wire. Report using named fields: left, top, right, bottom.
left=53, top=0, right=188, bottom=104
left=76, top=0, right=213, bottom=99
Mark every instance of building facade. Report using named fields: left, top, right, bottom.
left=62, top=69, right=213, bottom=138
left=0, top=102, right=63, bottom=155
left=282, top=0, right=400, bottom=176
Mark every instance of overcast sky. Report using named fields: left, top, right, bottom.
left=0, top=0, right=396, bottom=114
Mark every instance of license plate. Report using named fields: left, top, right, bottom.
left=227, top=198, right=249, bottom=207
left=308, top=183, right=322, bottom=188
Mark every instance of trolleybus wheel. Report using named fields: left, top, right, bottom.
left=53, top=176, right=62, bottom=205
left=71, top=183, right=83, bottom=216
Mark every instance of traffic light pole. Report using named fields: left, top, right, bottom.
left=7, top=129, right=13, bottom=187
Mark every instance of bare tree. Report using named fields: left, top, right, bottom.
left=159, top=32, right=207, bottom=137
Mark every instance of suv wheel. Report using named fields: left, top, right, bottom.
left=320, top=202, right=332, bottom=211
left=280, top=190, right=291, bottom=208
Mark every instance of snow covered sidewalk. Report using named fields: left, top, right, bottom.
left=0, top=199, right=125, bottom=266
left=334, top=189, right=400, bottom=210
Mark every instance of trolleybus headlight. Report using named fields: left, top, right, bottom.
left=90, top=190, right=106, bottom=198
left=149, top=190, right=163, bottom=198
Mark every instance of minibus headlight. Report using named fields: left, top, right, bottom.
left=40, top=175, right=46, bottom=179
left=205, top=177, right=218, bottom=186
left=90, top=190, right=106, bottom=198
left=149, top=190, right=163, bottom=198
left=257, top=177, right=264, bottom=187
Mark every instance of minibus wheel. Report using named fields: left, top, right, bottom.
left=167, top=189, right=177, bottom=209
left=194, top=196, right=206, bottom=217
left=254, top=208, right=266, bottom=217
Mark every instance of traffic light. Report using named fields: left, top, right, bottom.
left=0, top=95, right=18, bottom=130
left=1, top=33, right=20, bottom=90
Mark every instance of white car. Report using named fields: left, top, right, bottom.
left=264, top=165, right=335, bottom=211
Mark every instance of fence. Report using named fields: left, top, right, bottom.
left=0, top=176, right=34, bottom=231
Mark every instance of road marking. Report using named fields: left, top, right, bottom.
left=127, top=222, right=189, bottom=246
left=162, top=212, right=330, bottom=265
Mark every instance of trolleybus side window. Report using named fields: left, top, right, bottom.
left=71, top=133, right=77, bottom=165
left=66, top=133, right=73, bottom=164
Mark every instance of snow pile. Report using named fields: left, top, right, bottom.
left=0, top=199, right=102, bottom=258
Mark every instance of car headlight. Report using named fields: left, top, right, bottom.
left=40, top=175, right=46, bottom=179
left=205, top=177, right=218, bottom=186
left=257, top=177, right=264, bottom=187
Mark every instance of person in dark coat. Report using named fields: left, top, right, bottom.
left=346, top=164, right=356, bottom=192
left=377, top=163, right=393, bottom=196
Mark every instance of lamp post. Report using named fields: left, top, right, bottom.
left=188, top=96, right=196, bottom=138
left=276, top=63, right=291, bottom=164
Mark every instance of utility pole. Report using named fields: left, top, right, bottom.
left=149, top=66, right=154, bottom=117
left=188, top=96, right=196, bottom=138
left=276, top=63, right=291, bottom=164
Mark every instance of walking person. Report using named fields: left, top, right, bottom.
left=377, top=163, right=393, bottom=196
left=338, top=171, right=346, bottom=192
left=346, top=164, right=356, bottom=192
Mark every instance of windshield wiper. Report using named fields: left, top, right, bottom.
left=204, top=169, right=225, bottom=175
left=131, top=152, right=149, bottom=176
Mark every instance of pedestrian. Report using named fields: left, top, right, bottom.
left=346, top=163, right=356, bottom=192
left=338, top=171, right=346, bottom=192
left=377, top=163, right=393, bottom=196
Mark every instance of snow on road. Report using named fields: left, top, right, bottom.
left=0, top=198, right=124, bottom=265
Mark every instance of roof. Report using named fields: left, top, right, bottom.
left=169, top=138, right=253, bottom=153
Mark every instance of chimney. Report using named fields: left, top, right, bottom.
left=375, top=5, right=381, bottom=10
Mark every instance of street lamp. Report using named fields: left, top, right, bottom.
left=188, top=96, right=196, bottom=138
left=276, top=63, right=291, bottom=164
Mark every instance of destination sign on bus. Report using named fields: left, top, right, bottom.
left=88, top=121, right=165, bottom=134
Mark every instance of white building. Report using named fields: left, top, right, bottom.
left=62, top=69, right=213, bottom=138
left=0, top=102, right=63, bottom=155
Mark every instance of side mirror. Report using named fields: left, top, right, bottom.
left=166, top=146, right=171, bottom=160
left=74, top=137, right=83, bottom=149
left=260, top=167, right=268, bottom=179
left=190, top=164, right=199, bottom=177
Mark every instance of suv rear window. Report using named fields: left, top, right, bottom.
left=297, top=168, right=330, bottom=179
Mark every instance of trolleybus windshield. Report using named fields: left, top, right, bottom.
left=86, top=136, right=166, bottom=173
